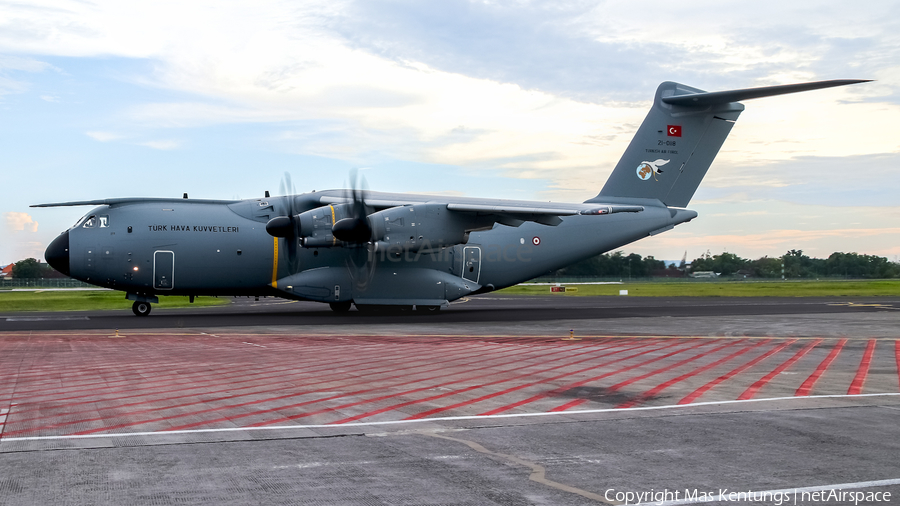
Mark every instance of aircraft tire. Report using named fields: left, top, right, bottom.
left=416, top=305, right=441, bottom=313
left=329, top=301, right=352, bottom=313
left=132, top=301, right=152, bottom=317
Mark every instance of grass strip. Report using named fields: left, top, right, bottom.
left=0, top=290, right=229, bottom=312
left=500, top=279, right=900, bottom=297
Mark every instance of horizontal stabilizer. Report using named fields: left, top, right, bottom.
left=662, top=79, right=871, bottom=107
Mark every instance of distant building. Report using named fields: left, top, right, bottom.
left=0, top=264, right=13, bottom=279
left=734, top=269, right=754, bottom=279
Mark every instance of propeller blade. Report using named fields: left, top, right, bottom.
left=276, top=172, right=301, bottom=273
left=340, top=168, right=377, bottom=291
left=332, top=168, right=372, bottom=244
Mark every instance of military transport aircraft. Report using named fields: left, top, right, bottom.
left=35, top=79, right=868, bottom=316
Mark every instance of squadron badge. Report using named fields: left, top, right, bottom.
left=636, top=159, right=670, bottom=181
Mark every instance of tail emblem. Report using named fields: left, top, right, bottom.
left=636, top=159, right=670, bottom=181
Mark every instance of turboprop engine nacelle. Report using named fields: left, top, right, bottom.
left=367, top=203, right=481, bottom=252
left=265, top=203, right=356, bottom=246
left=273, top=202, right=493, bottom=250
left=297, top=204, right=353, bottom=247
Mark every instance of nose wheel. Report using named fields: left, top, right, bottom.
left=132, top=301, right=152, bottom=317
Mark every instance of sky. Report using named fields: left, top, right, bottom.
left=1, top=0, right=899, bottom=265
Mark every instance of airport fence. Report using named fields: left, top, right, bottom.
left=0, top=278, right=96, bottom=289
left=524, top=275, right=888, bottom=284
left=526, top=276, right=719, bottom=284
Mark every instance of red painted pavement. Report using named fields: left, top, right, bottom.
left=1, top=333, right=898, bottom=439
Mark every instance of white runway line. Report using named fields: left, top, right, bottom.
left=1, top=392, right=898, bottom=442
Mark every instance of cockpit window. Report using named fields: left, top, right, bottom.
left=99, top=215, right=109, bottom=228
left=82, top=216, right=97, bottom=228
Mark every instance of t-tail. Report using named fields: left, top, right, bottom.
left=591, top=79, right=870, bottom=208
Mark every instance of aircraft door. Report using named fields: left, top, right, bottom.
left=153, top=251, right=175, bottom=290
left=461, top=246, right=481, bottom=284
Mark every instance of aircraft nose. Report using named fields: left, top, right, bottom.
left=45, top=230, right=70, bottom=276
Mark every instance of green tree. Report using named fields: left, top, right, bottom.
left=555, top=251, right=661, bottom=278
left=749, top=256, right=783, bottom=278
left=11, top=258, right=54, bottom=278
left=824, top=252, right=900, bottom=278
left=642, top=255, right=666, bottom=274
left=689, top=252, right=748, bottom=276
left=782, top=249, right=826, bottom=278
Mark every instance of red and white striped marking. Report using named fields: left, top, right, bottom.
left=0, top=333, right=898, bottom=439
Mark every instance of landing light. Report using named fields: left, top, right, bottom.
left=133, top=267, right=139, bottom=271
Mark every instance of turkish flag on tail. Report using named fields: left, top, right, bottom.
left=667, top=125, right=682, bottom=137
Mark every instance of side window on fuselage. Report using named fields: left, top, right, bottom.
left=82, top=216, right=97, bottom=228
left=99, top=215, right=109, bottom=228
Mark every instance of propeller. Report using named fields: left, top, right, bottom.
left=335, top=169, right=377, bottom=291
left=332, top=168, right=372, bottom=243
left=269, top=172, right=301, bottom=274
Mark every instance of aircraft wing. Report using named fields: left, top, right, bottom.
left=445, top=203, right=643, bottom=226
left=31, top=197, right=239, bottom=207
left=317, top=194, right=643, bottom=227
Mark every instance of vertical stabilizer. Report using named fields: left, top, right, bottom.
left=592, top=79, right=869, bottom=208
left=595, top=81, right=742, bottom=208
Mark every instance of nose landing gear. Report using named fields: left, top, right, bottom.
left=132, top=301, right=152, bottom=317
left=329, top=301, right=352, bottom=313
left=127, top=293, right=158, bottom=317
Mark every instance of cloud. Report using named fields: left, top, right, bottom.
left=5, top=212, right=38, bottom=233
left=1, top=1, right=896, bottom=199
left=0, top=0, right=899, bottom=261
left=85, top=131, right=123, bottom=141
left=0, top=55, right=55, bottom=73
left=0, top=55, right=58, bottom=95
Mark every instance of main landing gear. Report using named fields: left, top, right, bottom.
left=329, top=301, right=352, bottom=313
left=132, top=300, right=152, bottom=317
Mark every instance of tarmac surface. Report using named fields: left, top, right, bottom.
left=1, top=294, right=899, bottom=334
left=1, top=295, right=900, bottom=505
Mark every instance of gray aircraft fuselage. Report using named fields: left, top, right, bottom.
left=51, top=192, right=693, bottom=306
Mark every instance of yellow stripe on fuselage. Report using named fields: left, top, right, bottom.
left=330, top=205, right=337, bottom=245
left=271, top=236, right=279, bottom=288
